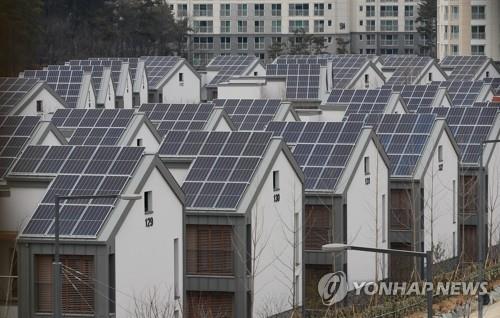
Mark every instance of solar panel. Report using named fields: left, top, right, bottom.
left=384, top=83, right=441, bottom=111
left=0, top=77, right=40, bottom=114
left=483, top=77, right=500, bottom=95
left=160, top=131, right=272, bottom=209
left=440, top=56, right=489, bottom=81
left=0, top=116, right=40, bottom=178
left=274, top=55, right=330, bottom=66
left=213, top=99, right=281, bottom=130
left=380, top=55, right=430, bottom=68
left=347, top=113, right=436, bottom=176
left=266, top=121, right=363, bottom=191
left=142, top=56, right=181, bottom=88
left=68, top=59, right=125, bottom=89
left=16, top=146, right=144, bottom=237
left=266, top=64, right=321, bottom=100
left=439, top=81, right=485, bottom=106
left=207, top=55, right=257, bottom=86
left=327, top=89, right=393, bottom=115
left=139, top=103, right=214, bottom=135
left=22, top=69, right=85, bottom=108
left=331, top=55, right=371, bottom=89
left=47, top=64, right=111, bottom=98
left=89, top=57, right=139, bottom=85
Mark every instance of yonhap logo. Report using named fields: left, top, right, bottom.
left=318, top=271, right=348, bottom=306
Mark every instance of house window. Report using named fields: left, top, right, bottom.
left=174, top=238, right=179, bottom=298
left=136, top=138, right=143, bottom=147
left=428, top=72, right=433, bottom=82
left=35, top=255, right=95, bottom=314
left=364, top=156, right=370, bottom=175
left=438, top=145, right=443, bottom=163
left=364, top=74, right=369, bottom=86
left=273, top=170, right=280, bottom=190
left=382, top=194, right=386, bottom=242
left=144, top=191, right=152, bottom=213
left=36, top=100, right=43, bottom=113
left=452, top=180, right=456, bottom=223
left=453, top=232, right=456, bottom=257
left=178, top=72, right=184, bottom=83
left=486, top=71, right=490, bottom=78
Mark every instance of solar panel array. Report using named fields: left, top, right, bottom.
left=68, top=59, right=125, bottom=89
left=13, top=145, right=144, bottom=237
left=483, top=77, right=500, bottom=95
left=22, top=69, right=85, bottom=108
left=384, top=83, right=441, bottom=111
left=379, top=55, right=430, bottom=68
left=47, top=64, right=110, bottom=97
left=347, top=113, right=436, bottom=176
left=331, top=55, right=370, bottom=89
left=207, top=55, right=257, bottom=86
left=138, top=103, right=215, bottom=135
left=439, top=81, right=485, bottom=106
left=89, top=57, right=139, bottom=83
left=51, top=109, right=135, bottom=145
left=440, top=56, right=489, bottom=81
left=142, top=56, right=180, bottom=88
left=327, top=89, right=393, bottom=115
left=266, top=121, right=363, bottom=191
left=213, top=99, right=281, bottom=130
left=0, top=77, right=40, bottom=114
left=159, top=131, right=272, bottom=209
left=0, top=116, right=40, bottom=178
left=266, top=63, right=321, bottom=100
left=274, top=55, right=329, bottom=66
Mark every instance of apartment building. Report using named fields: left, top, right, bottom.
left=166, top=0, right=425, bottom=66
left=437, top=0, right=500, bottom=60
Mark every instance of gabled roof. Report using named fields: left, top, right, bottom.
left=266, top=63, right=322, bottom=100
left=206, top=55, right=261, bottom=87
left=159, top=131, right=294, bottom=211
left=326, top=89, right=406, bottom=116
left=88, top=57, right=146, bottom=94
left=439, top=80, right=491, bottom=106
left=384, top=83, right=451, bottom=111
left=439, top=56, right=494, bottom=81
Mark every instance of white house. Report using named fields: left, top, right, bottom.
left=11, top=146, right=184, bottom=318
left=0, top=77, right=67, bottom=116
left=159, top=130, right=304, bottom=317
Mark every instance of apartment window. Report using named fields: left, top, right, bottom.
left=272, top=3, right=281, bottom=16
left=405, top=5, right=414, bottom=17
left=272, top=20, right=282, bottom=33
left=472, top=5, right=485, bottom=19
left=237, top=4, right=247, bottom=16
left=254, top=20, right=264, bottom=33
left=36, top=255, right=95, bottom=314
left=136, top=138, right=143, bottom=147
left=360, top=5, right=363, bottom=12
left=360, top=20, right=364, bottom=26
left=193, top=4, right=213, bottom=17
left=328, top=20, right=332, bottom=27
left=289, top=20, right=309, bottom=32
left=314, top=3, right=324, bottom=16
left=381, top=20, right=398, bottom=32
left=144, top=191, right=152, bottom=212
left=273, top=170, right=280, bottom=190
left=382, top=194, right=386, bottom=242
left=254, top=37, right=265, bottom=50
left=36, top=100, right=43, bottom=113
left=192, top=53, right=213, bottom=66
left=186, top=225, right=233, bottom=275
left=405, top=34, right=414, bottom=45
left=238, top=20, right=247, bottom=33
left=289, top=3, right=309, bottom=16
left=472, top=25, right=486, bottom=39
left=177, top=4, right=187, bottom=17
left=366, top=6, right=375, bottom=17
left=451, top=25, right=459, bottom=39
left=451, top=6, right=459, bottom=19
left=220, top=37, right=231, bottom=50
left=178, top=73, right=184, bottom=83
left=254, top=4, right=264, bottom=16
left=366, top=20, right=376, bottom=31
left=314, top=20, right=325, bottom=32
left=366, top=48, right=376, bottom=54
left=381, top=34, right=398, bottom=46
left=237, top=37, right=248, bottom=50
left=220, top=4, right=230, bottom=17
left=444, top=6, right=449, bottom=20
left=381, top=6, right=398, bottom=17
left=364, top=156, right=370, bottom=175
left=272, top=36, right=282, bottom=44
left=193, top=37, right=214, bottom=50
left=405, top=48, right=414, bottom=54
left=451, top=45, right=459, bottom=55
left=405, top=20, right=414, bottom=31
left=366, top=34, right=375, bottom=45
left=221, top=20, right=231, bottom=33
left=328, top=3, right=332, bottom=10
left=471, top=45, right=485, bottom=56
left=193, top=20, right=213, bottom=33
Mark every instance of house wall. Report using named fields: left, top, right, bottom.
left=214, top=117, right=233, bottom=131
left=132, top=124, right=160, bottom=153
left=162, top=64, right=201, bottom=104
left=115, top=167, right=183, bottom=317
left=393, top=99, right=408, bottom=114
left=348, top=66, right=385, bottom=89
left=83, top=85, right=96, bottom=109
left=416, top=65, right=447, bottom=84
left=251, top=151, right=303, bottom=317
left=479, top=63, right=500, bottom=80
left=262, top=80, right=287, bottom=99
left=488, top=143, right=500, bottom=246
left=318, top=109, right=346, bottom=122
left=422, top=132, right=459, bottom=259
left=140, top=69, right=149, bottom=105
left=218, top=85, right=262, bottom=99
left=104, top=80, right=115, bottom=109
left=18, top=88, right=65, bottom=116
left=123, top=73, right=133, bottom=109
left=345, top=139, right=389, bottom=285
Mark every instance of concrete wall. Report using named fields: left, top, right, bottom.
left=132, top=123, right=160, bottom=153
left=348, top=66, right=385, bottom=89
left=115, top=167, right=183, bottom=317
left=162, top=64, right=201, bottom=104
left=18, top=88, right=65, bottom=116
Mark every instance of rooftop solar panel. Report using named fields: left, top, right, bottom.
left=327, top=89, right=393, bottom=115
left=142, top=56, right=180, bottom=88
left=266, top=64, right=321, bottom=100
left=207, top=55, right=257, bottom=86
left=440, top=56, right=489, bottom=81
left=213, top=99, right=281, bottom=130
left=439, top=81, right=485, bottom=106
left=331, top=55, right=371, bottom=89
left=14, top=145, right=144, bottom=237
left=0, top=115, right=40, bottom=178
left=384, top=83, right=441, bottom=111
left=0, top=77, right=40, bottom=115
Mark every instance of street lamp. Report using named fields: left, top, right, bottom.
left=322, top=243, right=433, bottom=318
left=53, top=193, right=141, bottom=318
left=478, top=139, right=500, bottom=317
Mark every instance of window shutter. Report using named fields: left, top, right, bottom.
left=305, top=205, right=330, bottom=250
left=187, top=291, right=234, bottom=318
left=36, top=255, right=53, bottom=313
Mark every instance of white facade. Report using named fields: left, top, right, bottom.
left=437, top=0, right=500, bottom=60
left=161, top=63, right=201, bottom=104
left=115, top=166, right=184, bottom=317
left=13, top=85, right=66, bottom=116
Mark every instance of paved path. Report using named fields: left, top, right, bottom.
left=469, top=301, right=500, bottom=318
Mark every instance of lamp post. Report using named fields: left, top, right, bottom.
left=477, top=139, right=500, bottom=317
left=322, top=243, right=433, bottom=318
left=53, top=193, right=141, bottom=318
